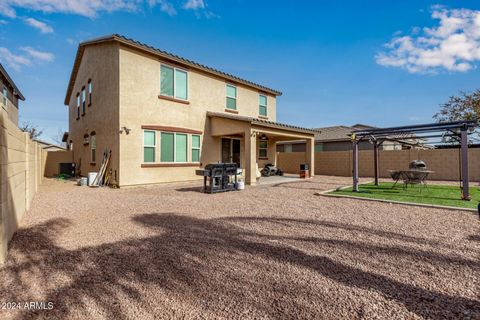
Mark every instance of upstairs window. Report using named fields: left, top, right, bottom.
left=160, top=65, right=188, bottom=100
left=88, top=79, right=92, bottom=106
left=81, top=86, right=86, bottom=115
left=226, top=84, right=237, bottom=110
left=143, top=131, right=156, bottom=163
left=76, top=93, right=80, bottom=119
left=259, top=94, right=267, bottom=116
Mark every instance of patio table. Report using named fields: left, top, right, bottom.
left=389, top=170, right=434, bottom=191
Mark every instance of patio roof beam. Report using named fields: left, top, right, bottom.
left=355, top=126, right=471, bottom=137
left=353, top=120, right=477, bottom=137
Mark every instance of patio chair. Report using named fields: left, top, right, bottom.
left=401, top=171, right=431, bottom=192
left=389, top=170, right=402, bottom=187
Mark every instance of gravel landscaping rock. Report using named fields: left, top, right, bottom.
left=0, top=176, right=478, bottom=319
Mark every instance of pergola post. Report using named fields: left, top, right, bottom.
left=460, top=127, right=470, bottom=200
left=373, top=140, right=379, bottom=186
left=352, top=138, right=359, bottom=192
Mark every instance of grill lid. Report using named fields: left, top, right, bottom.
left=409, top=160, right=427, bottom=170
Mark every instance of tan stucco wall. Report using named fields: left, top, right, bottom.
left=67, top=43, right=120, bottom=183
left=0, top=75, right=19, bottom=126
left=2, top=97, right=18, bottom=127
left=277, top=149, right=480, bottom=181
left=0, top=106, right=46, bottom=264
left=43, top=151, right=74, bottom=177
left=117, top=45, right=278, bottom=186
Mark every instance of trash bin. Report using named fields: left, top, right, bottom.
left=88, top=172, right=98, bottom=186
left=300, top=163, right=309, bottom=179
left=79, top=177, right=88, bottom=186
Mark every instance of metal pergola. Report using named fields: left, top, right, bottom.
left=351, top=120, right=478, bottom=200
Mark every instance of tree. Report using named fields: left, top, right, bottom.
left=19, top=121, right=44, bottom=140
left=434, top=89, right=480, bottom=122
left=51, top=128, right=67, bottom=148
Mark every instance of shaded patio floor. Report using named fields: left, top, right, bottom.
left=257, top=173, right=304, bottom=185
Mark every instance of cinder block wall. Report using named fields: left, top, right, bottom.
left=0, top=107, right=48, bottom=263
left=277, top=149, right=480, bottom=181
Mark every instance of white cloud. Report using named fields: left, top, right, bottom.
left=24, top=17, right=53, bottom=33
left=183, top=0, right=205, bottom=10
left=0, top=19, right=8, bottom=25
left=21, top=47, right=55, bottom=62
left=0, top=0, right=177, bottom=18
left=149, top=0, right=177, bottom=16
left=182, top=0, right=217, bottom=19
left=376, top=6, right=480, bottom=74
left=0, top=47, right=31, bottom=71
left=0, top=46, right=54, bottom=71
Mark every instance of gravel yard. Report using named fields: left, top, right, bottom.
left=0, top=176, right=479, bottom=319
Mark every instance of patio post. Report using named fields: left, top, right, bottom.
left=373, top=140, right=379, bottom=186
left=306, top=137, right=315, bottom=178
left=352, top=136, right=359, bottom=192
left=460, top=127, right=470, bottom=200
left=245, top=129, right=257, bottom=185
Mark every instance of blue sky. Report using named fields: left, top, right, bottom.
left=1, top=0, right=480, bottom=143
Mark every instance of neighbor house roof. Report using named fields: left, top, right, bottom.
left=311, top=125, right=375, bottom=142
left=33, top=139, right=66, bottom=150
left=0, top=63, right=25, bottom=101
left=207, top=112, right=319, bottom=135
left=64, top=34, right=282, bottom=105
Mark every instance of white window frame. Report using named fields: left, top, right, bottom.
left=88, top=79, right=92, bottom=106
left=259, top=94, right=267, bottom=116
left=226, top=84, right=237, bottom=110
left=143, top=130, right=157, bottom=163
left=81, top=86, right=86, bottom=115
left=160, top=64, right=189, bottom=101
left=191, top=134, right=201, bottom=163
left=259, top=140, right=268, bottom=158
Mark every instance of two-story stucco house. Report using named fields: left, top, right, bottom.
left=1, top=63, right=25, bottom=126
left=64, top=34, right=316, bottom=187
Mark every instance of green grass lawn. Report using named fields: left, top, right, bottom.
left=329, top=182, right=480, bottom=209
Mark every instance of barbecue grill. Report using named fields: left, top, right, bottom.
left=409, top=160, right=427, bottom=171
left=196, top=163, right=238, bottom=193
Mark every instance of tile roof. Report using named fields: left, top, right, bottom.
left=207, top=111, right=319, bottom=135
left=65, top=34, right=282, bottom=105
left=311, top=125, right=358, bottom=142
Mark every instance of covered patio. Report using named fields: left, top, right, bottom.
left=208, top=112, right=317, bottom=185
left=351, top=120, right=478, bottom=200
